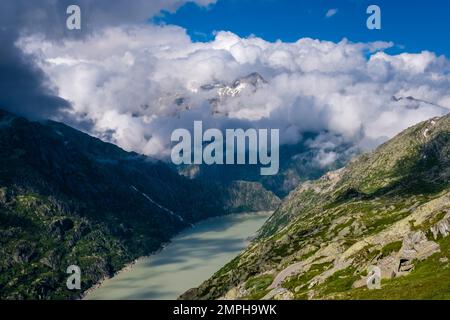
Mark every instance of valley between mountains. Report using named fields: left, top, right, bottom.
left=2, top=107, right=450, bottom=300
left=0, top=109, right=279, bottom=299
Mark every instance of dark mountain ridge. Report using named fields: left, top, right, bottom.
left=0, top=109, right=279, bottom=299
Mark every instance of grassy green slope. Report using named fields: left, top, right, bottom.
left=182, top=114, right=450, bottom=300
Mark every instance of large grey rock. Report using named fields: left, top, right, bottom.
left=430, top=212, right=450, bottom=239
left=377, top=255, right=398, bottom=279
left=399, top=231, right=440, bottom=262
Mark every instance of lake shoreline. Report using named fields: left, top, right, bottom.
left=83, top=211, right=272, bottom=300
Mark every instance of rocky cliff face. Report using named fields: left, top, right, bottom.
left=0, top=109, right=279, bottom=299
left=181, top=113, right=450, bottom=300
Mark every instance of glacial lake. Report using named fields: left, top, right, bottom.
left=85, top=211, right=272, bottom=300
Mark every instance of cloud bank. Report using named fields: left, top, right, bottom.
left=2, top=0, right=450, bottom=165
left=0, top=0, right=215, bottom=118
left=17, top=24, right=450, bottom=162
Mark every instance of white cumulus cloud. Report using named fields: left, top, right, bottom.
left=17, top=25, right=450, bottom=162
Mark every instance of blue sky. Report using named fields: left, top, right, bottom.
left=156, top=0, right=450, bottom=57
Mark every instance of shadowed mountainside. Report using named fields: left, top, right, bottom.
left=0, top=109, right=280, bottom=299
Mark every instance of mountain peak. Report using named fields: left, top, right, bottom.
left=231, top=72, right=268, bottom=88
left=201, top=72, right=268, bottom=97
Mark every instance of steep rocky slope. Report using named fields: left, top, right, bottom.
left=0, top=109, right=279, bottom=299
left=181, top=113, right=450, bottom=300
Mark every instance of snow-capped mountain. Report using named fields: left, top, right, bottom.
left=201, top=72, right=268, bottom=97
left=201, top=72, right=268, bottom=115
left=151, top=73, right=268, bottom=118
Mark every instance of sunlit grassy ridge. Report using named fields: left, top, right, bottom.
left=182, top=114, right=450, bottom=300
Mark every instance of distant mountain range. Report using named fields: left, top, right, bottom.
left=168, top=73, right=447, bottom=198
left=0, top=109, right=280, bottom=299
left=169, top=73, right=352, bottom=197
left=181, top=112, right=450, bottom=300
